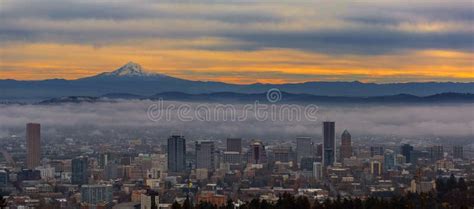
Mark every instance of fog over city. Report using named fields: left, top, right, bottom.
left=1, top=101, right=473, bottom=140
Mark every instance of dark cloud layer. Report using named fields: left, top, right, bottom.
left=1, top=0, right=472, bottom=54
left=224, top=30, right=474, bottom=54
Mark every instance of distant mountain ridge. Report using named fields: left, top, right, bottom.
left=1, top=62, right=473, bottom=101
left=36, top=92, right=474, bottom=105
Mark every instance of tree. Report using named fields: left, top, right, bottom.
left=198, top=201, right=217, bottom=209
left=248, top=198, right=260, bottom=209
left=447, top=174, right=457, bottom=191
left=0, top=195, right=7, bottom=209
left=458, top=178, right=467, bottom=191
left=172, top=201, right=183, bottom=209
left=260, top=200, right=272, bottom=209
left=236, top=188, right=474, bottom=209
left=312, top=199, right=323, bottom=209
left=224, top=199, right=234, bottom=209
left=183, top=197, right=192, bottom=209
left=275, top=193, right=296, bottom=209
left=332, top=195, right=342, bottom=209
left=295, top=196, right=311, bottom=209
left=353, top=198, right=363, bottom=209
left=322, top=198, right=332, bottom=209
left=436, top=176, right=446, bottom=193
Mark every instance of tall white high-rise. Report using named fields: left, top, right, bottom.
left=313, top=162, right=323, bottom=180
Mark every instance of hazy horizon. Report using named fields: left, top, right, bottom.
left=2, top=62, right=474, bottom=85
left=1, top=101, right=473, bottom=140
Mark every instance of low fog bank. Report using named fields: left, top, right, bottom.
left=0, top=101, right=473, bottom=140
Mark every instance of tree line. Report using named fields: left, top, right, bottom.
left=170, top=175, right=472, bottom=209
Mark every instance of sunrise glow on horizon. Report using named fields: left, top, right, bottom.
left=1, top=0, right=473, bottom=84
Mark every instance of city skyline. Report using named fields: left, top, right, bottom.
left=0, top=0, right=472, bottom=208
left=0, top=117, right=470, bottom=208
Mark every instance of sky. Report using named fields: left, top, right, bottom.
left=0, top=0, right=473, bottom=84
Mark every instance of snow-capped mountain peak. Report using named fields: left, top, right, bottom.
left=79, top=62, right=174, bottom=81
left=107, top=62, right=150, bottom=77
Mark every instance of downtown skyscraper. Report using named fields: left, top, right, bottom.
left=195, top=141, right=215, bottom=170
left=323, top=121, right=336, bottom=167
left=71, top=156, right=88, bottom=185
left=226, top=138, right=242, bottom=153
left=26, top=123, right=41, bottom=169
left=296, top=137, right=313, bottom=164
left=429, top=145, right=444, bottom=161
left=453, top=146, right=464, bottom=159
left=401, top=144, right=414, bottom=163
left=340, top=130, right=352, bottom=160
left=167, top=135, right=186, bottom=173
left=248, top=141, right=267, bottom=164
left=370, top=146, right=385, bottom=157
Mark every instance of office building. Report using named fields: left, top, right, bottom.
left=99, top=152, right=115, bottom=169
left=370, top=146, right=384, bottom=157
left=195, top=141, right=215, bottom=170
left=323, top=121, right=336, bottom=167
left=248, top=141, right=267, bottom=164
left=313, top=162, right=323, bottom=180
left=71, top=156, right=88, bottom=185
left=273, top=146, right=292, bottom=163
left=26, top=123, right=41, bottom=169
left=81, top=184, right=113, bottom=205
left=383, top=149, right=396, bottom=171
left=0, top=170, right=8, bottom=188
left=410, top=150, right=429, bottom=164
left=340, top=130, right=352, bottom=160
left=141, top=190, right=160, bottom=209
left=429, top=145, right=444, bottom=161
left=17, top=169, right=41, bottom=181
left=223, top=151, right=241, bottom=164
left=300, top=157, right=317, bottom=171
left=296, top=137, right=313, bottom=163
left=371, top=160, right=382, bottom=176
left=396, top=154, right=406, bottom=165
left=453, top=146, right=463, bottom=159
left=315, top=143, right=323, bottom=158
left=401, top=144, right=414, bottom=163
left=226, top=138, right=242, bottom=153
left=105, top=163, right=118, bottom=180
left=197, top=191, right=226, bottom=207
left=167, top=135, right=186, bottom=173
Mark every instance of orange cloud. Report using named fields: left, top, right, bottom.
left=0, top=42, right=473, bottom=83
